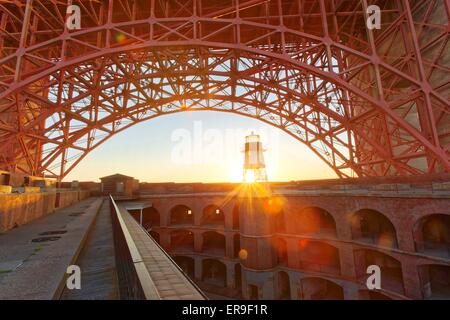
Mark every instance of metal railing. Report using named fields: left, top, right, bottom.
left=355, top=231, right=399, bottom=248
left=298, top=261, right=341, bottom=276
left=110, top=196, right=147, bottom=299
left=415, top=241, right=450, bottom=259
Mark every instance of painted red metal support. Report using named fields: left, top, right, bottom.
left=0, top=0, right=448, bottom=180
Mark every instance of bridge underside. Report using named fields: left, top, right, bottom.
left=0, top=0, right=448, bottom=179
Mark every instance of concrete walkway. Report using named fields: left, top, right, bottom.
left=0, top=197, right=103, bottom=300
left=60, top=200, right=119, bottom=300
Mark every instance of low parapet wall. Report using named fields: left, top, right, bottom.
left=0, top=190, right=91, bottom=232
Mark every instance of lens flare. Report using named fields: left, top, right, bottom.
left=238, top=249, right=248, bottom=260
left=115, top=32, right=127, bottom=43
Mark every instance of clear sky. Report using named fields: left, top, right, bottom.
left=64, top=111, right=338, bottom=183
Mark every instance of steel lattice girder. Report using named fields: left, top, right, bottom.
left=0, top=0, right=448, bottom=180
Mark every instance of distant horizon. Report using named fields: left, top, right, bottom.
left=71, top=176, right=342, bottom=184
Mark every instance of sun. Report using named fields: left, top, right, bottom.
left=244, top=170, right=256, bottom=183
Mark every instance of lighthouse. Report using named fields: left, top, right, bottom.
left=243, top=133, right=268, bottom=183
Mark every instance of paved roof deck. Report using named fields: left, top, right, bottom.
left=60, top=200, right=119, bottom=300
left=0, top=197, right=103, bottom=299
left=114, top=202, right=205, bottom=300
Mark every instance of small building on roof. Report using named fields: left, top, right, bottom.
left=100, top=173, right=139, bottom=197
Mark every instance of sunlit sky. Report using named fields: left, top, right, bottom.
left=65, top=111, right=338, bottom=183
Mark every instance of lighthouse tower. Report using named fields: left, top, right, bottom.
left=243, top=133, right=268, bottom=183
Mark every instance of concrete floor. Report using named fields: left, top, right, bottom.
left=60, top=200, right=119, bottom=300
left=0, top=198, right=102, bottom=299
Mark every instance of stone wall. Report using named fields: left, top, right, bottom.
left=0, top=190, right=90, bottom=232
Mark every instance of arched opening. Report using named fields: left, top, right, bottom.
left=358, top=290, right=392, bottom=300
left=295, top=207, right=337, bottom=237
left=174, top=256, right=195, bottom=279
left=234, top=264, right=242, bottom=290
left=418, top=264, right=450, bottom=300
left=142, top=207, right=160, bottom=230
left=248, top=284, right=259, bottom=300
left=128, top=209, right=142, bottom=224
left=274, top=237, right=288, bottom=266
left=232, top=204, right=240, bottom=230
left=354, top=249, right=404, bottom=295
left=202, top=259, right=227, bottom=287
left=277, top=271, right=291, bottom=300
left=170, top=205, right=194, bottom=225
left=170, top=229, right=194, bottom=252
left=202, top=205, right=225, bottom=226
left=414, top=214, right=450, bottom=258
left=149, top=231, right=160, bottom=244
left=202, top=231, right=226, bottom=256
left=351, top=209, right=398, bottom=248
left=298, top=277, right=344, bottom=300
left=298, top=240, right=341, bottom=275
left=233, top=234, right=241, bottom=258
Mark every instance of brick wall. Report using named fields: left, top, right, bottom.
left=129, top=189, right=450, bottom=300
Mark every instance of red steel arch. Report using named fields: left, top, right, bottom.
left=0, top=0, right=448, bottom=179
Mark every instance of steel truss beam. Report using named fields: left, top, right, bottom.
left=0, top=0, right=448, bottom=180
